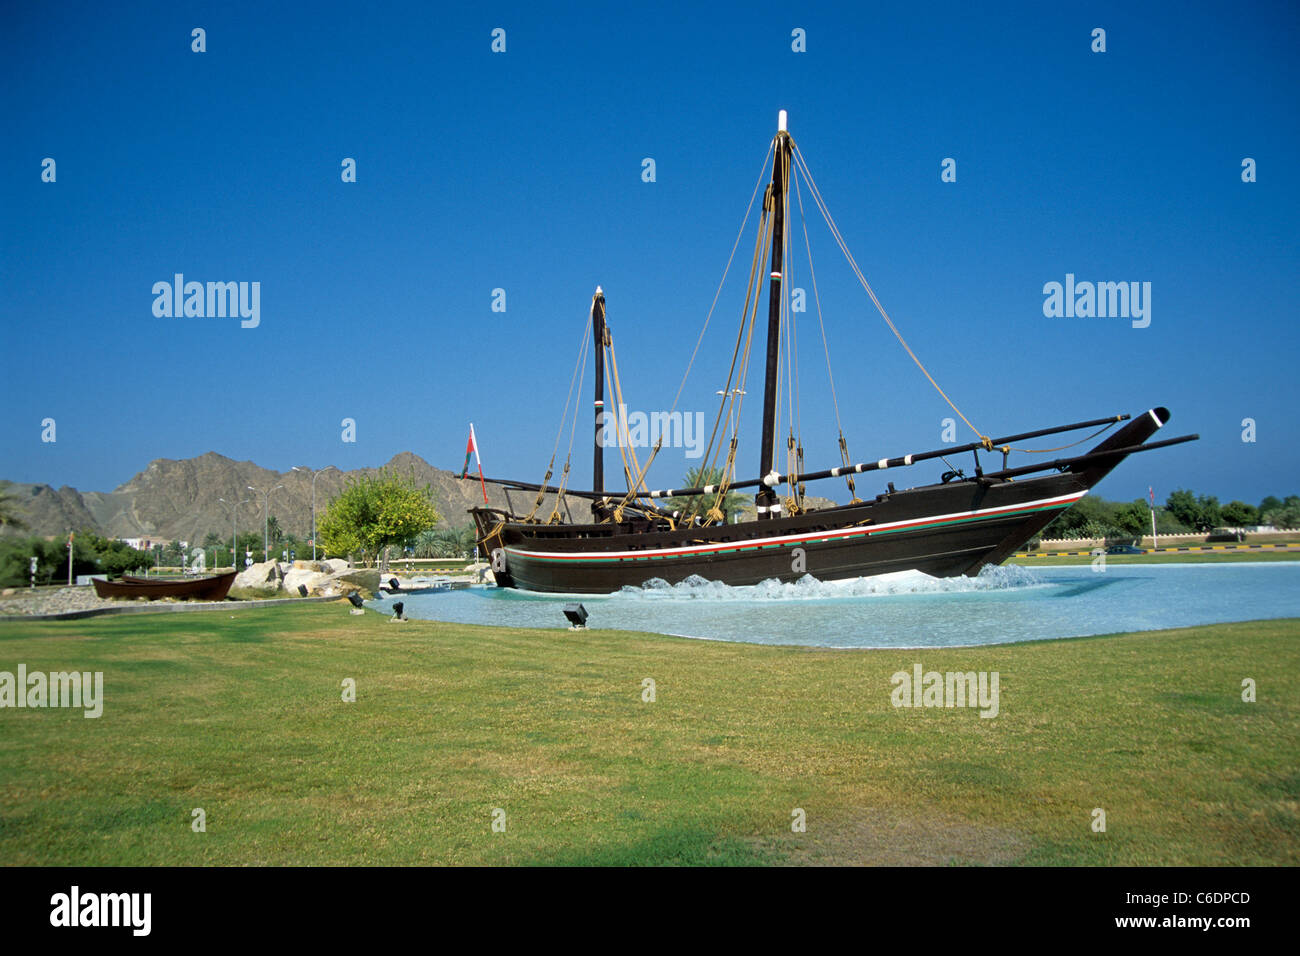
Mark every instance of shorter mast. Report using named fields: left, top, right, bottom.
left=592, top=287, right=607, bottom=518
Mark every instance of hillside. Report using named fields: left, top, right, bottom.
left=0, top=452, right=571, bottom=542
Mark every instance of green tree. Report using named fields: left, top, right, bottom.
left=1221, top=501, right=1259, bottom=528
left=93, top=539, right=152, bottom=576
left=1165, top=490, right=1222, bottom=532
left=278, top=533, right=308, bottom=561
left=0, top=536, right=64, bottom=587
left=318, top=469, right=441, bottom=569
left=1199, top=495, right=1223, bottom=531
left=416, top=526, right=473, bottom=558
left=1112, top=500, right=1150, bottom=537
left=1259, top=495, right=1283, bottom=517
left=665, top=466, right=748, bottom=523
left=1165, top=489, right=1200, bottom=529
left=1042, top=494, right=1114, bottom=539
left=1265, top=500, right=1300, bottom=530
left=411, top=529, right=441, bottom=558
left=159, top=540, right=185, bottom=567
left=0, top=531, right=153, bottom=586
left=1079, top=519, right=1112, bottom=542
left=1154, top=509, right=1189, bottom=534
left=232, top=531, right=262, bottom=567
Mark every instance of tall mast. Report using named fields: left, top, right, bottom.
left=592, top=287, right=607, bottom=511
left=757, top=110, right=791, bottom=520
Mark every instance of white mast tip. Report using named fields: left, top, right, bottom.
left=778, top=110, right=787, bottom=132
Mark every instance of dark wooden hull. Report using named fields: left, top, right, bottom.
left=93, top=571, right=238, bottom=601
left=473, top=409, right=1171, bottom=594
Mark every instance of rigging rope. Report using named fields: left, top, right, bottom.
left=669, top=145, right=774, bottom=418
left=699, top=196, right=770, bottom=474
left=690, top=181, right=773, bottom=523
left=1010, top=420, right=1118, bottom=455
left=547, top=324, right=592, bottom=523
left=791, top=142, right=991, bottom=447
left=528, top=307, right=593, bottom=522
left=547, top=310, right=593, bottom=467
left=713, top=196, right=771, bottom=515
left=793, top=169, right=861, bottom=501
left=605, top=338, right=638, bottom=492
left=523, top=461, right=553, bottom=522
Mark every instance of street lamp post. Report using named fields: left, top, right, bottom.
left=219, top=496, right=251, bottom=570
left=248, top=484, right=284, bottom=563
left=292, top=465, right=336, bottom=561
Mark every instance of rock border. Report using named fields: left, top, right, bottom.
left=0, top=594, right=340, bottom=623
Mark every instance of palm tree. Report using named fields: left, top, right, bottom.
left=666, top=466, right=747, bottom=523
left=0, top=488, right=27, bottom=531
left=411, top=525, right=480, bottom=558
left=454, top=524, right=478, bottom=556
left=437, top=526, right=477, bottom=557
left=412, top=529, right=441, bottom=558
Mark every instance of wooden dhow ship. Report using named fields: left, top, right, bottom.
left=468, top=112, right=1197, bottom=594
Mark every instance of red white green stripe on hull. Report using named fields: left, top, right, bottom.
left=506, top=490, right=1086, bottom=565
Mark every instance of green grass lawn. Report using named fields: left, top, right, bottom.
left=1010, top=550, right=1300, bottom=566
left=0, top=605, right=1296, bottom=866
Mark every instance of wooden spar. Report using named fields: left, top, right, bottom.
left=475, top=412, right=1185, bottom=501
left=591, top=287, right=606, bottom=513
left=756, top=113, right=792, bottom=519
left=480, top=430, right=1196, bottom=504
left=978, top=434, right=1198, bottom=480
left=644, top=433, right=1197, bottom=499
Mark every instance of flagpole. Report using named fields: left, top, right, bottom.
left=1149, top=487, right=1158, bottom=551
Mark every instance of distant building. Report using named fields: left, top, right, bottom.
left=121, top=537, right=169, bottom=551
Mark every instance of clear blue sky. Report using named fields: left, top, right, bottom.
left=3, top=0, right=1297, bottom=509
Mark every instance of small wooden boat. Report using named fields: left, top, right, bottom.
left=92, top=570, right=238, bottom=601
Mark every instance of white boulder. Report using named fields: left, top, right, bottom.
left=283, top=568, right=337, bottom=597
left=234, top=560, right=283, bottom=594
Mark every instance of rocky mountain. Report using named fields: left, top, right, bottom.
left=0, top=484, right=101, bottom=537
left=2, top=451, right=843, bottom=545
left=1, top=452, right=571, bottom=544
